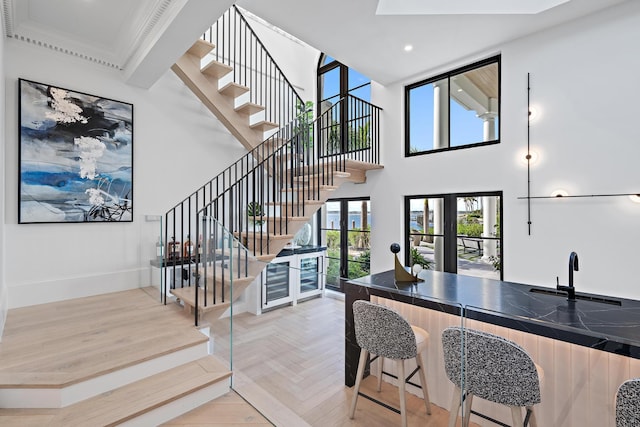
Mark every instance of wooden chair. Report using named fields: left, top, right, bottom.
left=349, top=300, right=431, bottom=427
left=442, top=326, right=541, bottom=427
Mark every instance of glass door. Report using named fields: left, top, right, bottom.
left=298, top=254, right=324, bottom=299
left=262, top=257, right=293, bottom=309
left=321, top=198, right=371, bottom=292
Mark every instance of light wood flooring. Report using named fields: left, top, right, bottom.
left=0, top=288, right=470, bottom=426
left=0, top=287, right=206, bottom=388
left=207, top=296, right=470, bottom=426
left=163, top=390, right=273, bottom=426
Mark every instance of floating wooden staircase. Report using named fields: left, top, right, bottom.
left=165, top=8, right=383, bottom=327
left=172, top=39, right=280, bottom=154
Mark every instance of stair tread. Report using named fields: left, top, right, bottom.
left=256, top=254, right=277, bottom=263
left=280, top=184, right=338, bottom=191
left=187, top=39, right=215, bottom=58
left=260, top=215, right=310, bottom=221
left=235, top=102, right=265, bottom=116
left=250, top=120, right=279, bottom=132
left=201, top=59, right=233, bottom=79
left=265, top=200, right=325, bottom=206
left=51, top=356, right=230, bottom=426
left=219, top=82, right=250, bottom=98
left=171, top=287, right=235, bottom=312
left=237, top=231, right=293, bottom=238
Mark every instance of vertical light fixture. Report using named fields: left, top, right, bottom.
left=526, top=73, right=532, bottom=235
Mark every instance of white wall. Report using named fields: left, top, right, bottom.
left=3, top=40, right=246, bottom=308
left=242, top=10, right=319, bottom=103
left=0, top=22, right=7, bottom=337
left=339, top=1, right=640, bottom=299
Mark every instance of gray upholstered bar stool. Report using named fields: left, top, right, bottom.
left=349, top=300, right=431, bottom=427
left=442, top=326, right=541, bottom=427
left=616, top=378, right=640, bottom=426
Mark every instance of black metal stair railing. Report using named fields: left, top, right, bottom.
left=162, top=95, right=381, bottom=325
left=203, top=5, right=303, bottom=129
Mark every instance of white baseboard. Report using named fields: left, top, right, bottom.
left=7, top=268, right=148, bottom=309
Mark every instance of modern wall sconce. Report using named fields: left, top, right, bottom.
left=525, top=73, right=533, bottom=235
left=551, top=189, right=569, bottom=197
left=520, top=149, right=539, bottom=165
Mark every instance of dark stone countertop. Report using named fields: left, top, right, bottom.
left=346, top=269, right=640, bottom=359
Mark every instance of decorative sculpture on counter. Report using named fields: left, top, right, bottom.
left=390, top=243, right=423, bottom=283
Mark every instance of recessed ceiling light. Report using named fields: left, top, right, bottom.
left=404, top=44, right=413, bottom=52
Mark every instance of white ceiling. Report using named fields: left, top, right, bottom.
left=5, top=0, right=164, bottom=68
left=1, top=0, right=632, bottom=86
left=1, top=0, right=234, bottom=87
left=237, top=0, right=630, bottom=85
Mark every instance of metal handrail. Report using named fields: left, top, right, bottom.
left=202, top=5, right=303, bottom=128
left=163, top=94, right=381, bottom=325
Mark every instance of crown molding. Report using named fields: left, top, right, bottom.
left=121, top=0, right=176, bottom=70
left=2, top=0, right=14, bottom=37
left=1, top=0, right=177, bottom=71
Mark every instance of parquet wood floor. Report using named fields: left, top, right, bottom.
left=206, top=296, right=469, bottom=426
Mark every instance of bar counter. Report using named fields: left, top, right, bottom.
left=345, top=269, right=640, bottom=386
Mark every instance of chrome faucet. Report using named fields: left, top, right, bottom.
left=557, top=251, right=579, bottom=301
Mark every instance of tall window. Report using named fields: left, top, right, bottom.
left=405, top=192, right=502, bottom=280
left=321, top=198, right=371, bottom=292
left=405, top=56, right=500, bottom=156
left=317, top=55, right=371, bottom=155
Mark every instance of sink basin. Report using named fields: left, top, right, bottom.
left=529, top=287, right=621, bottom=306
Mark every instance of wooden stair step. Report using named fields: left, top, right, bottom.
left=250, top=120, right=279, bottom=133
left=263, top=137, right=291, bottom=151
left=255, top=254, right=277, bottom=263
left=263, top=215, right=310, bottom=222
left=202, top=59, right=233, bottom=79
left=235, top=102, right=265, bottom=116
left=280, top=184, right=338, bottom=191
left=265, top=200, right=325, bottom=216
left=187, top=39, right=215, bottom=58
left=171, top=287, right=233, bottom=314
left=239, top=232, right=293, bottom=240
left=50, top=356, right=231, bottom=426
left=200, top=267, right=255, bottom=287
left=219, top=82, right=250, bottom=98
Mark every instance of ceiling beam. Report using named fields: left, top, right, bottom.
left=124, top=0, right=234, bottom=89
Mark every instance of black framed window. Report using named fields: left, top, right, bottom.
left=405, top=192, right=502, bottom=280
left=317, top=54, right=371, bottom=155
left=320, top=198, right=371, bottom=292
left=405, top=56, right=500, bottom=156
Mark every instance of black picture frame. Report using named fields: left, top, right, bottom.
left=18, top=79, right=134, bottom=223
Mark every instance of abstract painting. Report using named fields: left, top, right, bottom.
left=19, top=79, right=133, bottom=223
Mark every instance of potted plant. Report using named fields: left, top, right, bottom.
left=293, top=100, right=314, bottom=164
left=246, top=201, right=264, bottom=231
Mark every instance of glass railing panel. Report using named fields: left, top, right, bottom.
left=211, top=241, right=331, bottom=424
left=463, top=298, right=640, bottom=427
left=138, top=213, right=164, bottom=300
left=196, top=216, right=248, bottom=379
